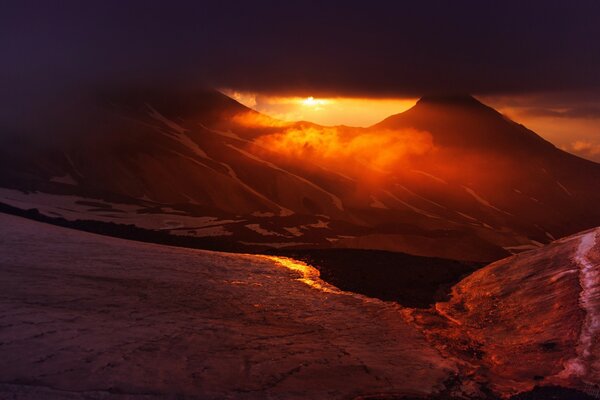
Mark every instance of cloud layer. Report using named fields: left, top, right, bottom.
left=3, top=1, right=600, bottom=98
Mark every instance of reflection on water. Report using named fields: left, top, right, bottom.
left=263, top=256, right=340, bottom=294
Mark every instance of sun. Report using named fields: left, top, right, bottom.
left=301, top=96, right=328, bottom=108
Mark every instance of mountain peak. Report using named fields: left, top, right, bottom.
left=373, top=92, right=556, bottom=151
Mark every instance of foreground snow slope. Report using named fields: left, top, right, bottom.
left=413, top=226, right=600, bottom=396
left=0, top=213, right=455, bottom=399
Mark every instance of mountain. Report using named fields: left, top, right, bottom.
left=1, top=207, right=598, bottom=399
left=2, top=89, right=600, bottom=262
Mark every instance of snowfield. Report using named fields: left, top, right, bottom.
left=2, top=212, right=599, bottom=399
left=0, top=213, right=455, bottom=399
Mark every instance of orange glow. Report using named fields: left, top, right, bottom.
left=481, top=96, right=600, bottom=163
left=222, top=90, right=417, bottom=127
left=253, top=125, right=434, bottom=174
left=231, top=111, right=291, bottom=128
left=301, top=96, right=330, bottom=108
left=264, top=256, right=339, bottom=293
left=225, top=93, right=435, bottom=188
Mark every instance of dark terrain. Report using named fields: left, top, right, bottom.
left=272, top=248, right=481, bottom=308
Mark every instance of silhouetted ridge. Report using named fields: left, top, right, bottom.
left=374, top=92, right=557, bottom=151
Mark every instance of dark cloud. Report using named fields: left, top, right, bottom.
left=482, top=91, right=600, bottom=120
left=3, top=0, right=600, bottom=98
left=2, top=0, right=600, bottom=141
left=516, top=107, right=600, bottom=119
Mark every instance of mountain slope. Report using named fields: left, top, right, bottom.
left=411, top=226, right=600, bottom=396
left=0, top=212, right=456, bottom=399
left=2, top=89, right=600, bottom=261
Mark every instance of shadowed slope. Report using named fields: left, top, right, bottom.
left=2, top=90, right=600, bottom=262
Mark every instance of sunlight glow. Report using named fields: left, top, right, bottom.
left=222, top=90, right=417, bottom=127
left=253, top=125, right=433, bottom=174
left=264, top=256, right=339, bottom=293
left=301, top=96, right=329, bottom=108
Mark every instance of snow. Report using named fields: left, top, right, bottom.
left=226, top=144, right=345, bottom=211
left=369, top=196, right=388, bottom=209
left=503, top=243, right=542, bottom=253
left=0, top=188, right=239, bottom=235
left=245, top=223, right=288, bottom=237
left=172, top=225, right=233, bottom=237
left=305, top=220, right=330, bottom=229
left=411, top=169, right=448, bottom=184
left=462, top=186, right=511, bottom=215
left=146, top=104, right=211, bottom=159
left=64, top=152, right=83, bottom=178
left=170, top=149, right=292, bottom=216
left=283, top=227, right=303, bottom=237
left=382, top=190, right=439, bottom=219
left=557, top=181, right=573, bottom=197
left=0, top=213, right=456, bottom=399
left=146, top=103, right=189, bottom=135
left=546, top=231, right=557, bottom=240
left=251, top=211, right=276, bottom=217
left=238, top=241, right=312, bottom=248
left=49, top=174, right=77, bottom=185
left=559, top=231, right=600, bottom=379
left=396, top=184, right=446, bottom=209
left=198, top=122, right=243, bottom=140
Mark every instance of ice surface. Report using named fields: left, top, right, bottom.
left=0, top=213, right=455, bottom=399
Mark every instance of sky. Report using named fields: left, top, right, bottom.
left=2, top=1, right=600, bottom=160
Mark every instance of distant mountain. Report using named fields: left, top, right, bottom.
left=2, top=89, right=600, bottom=262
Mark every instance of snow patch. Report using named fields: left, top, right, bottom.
left=227, top=144, right=345, bottom=211
left=50, top=174, right=77, bottom=185
left=251, top=211, right=276, bottom=217
left=305, top=220, right=330, bottom=229
left=545, top=231, right=556, bottom=240
left=146, top=104, right=210, bottom=159
left=557, top=181, right=573, bottom=197
left=146, top=104, right=188, bottom=134
left=187, top=226, right=232, bottom=237
left=383, top=190, right=439, bottom=219
left=283, top=227, right=303, bottom=237
left=462, top=186, right=511, bottom=215
left=559, top=231, right=599, bottom=380
left=245, top=224, right=287, bottom=237
left=503, top=244, right=542, bottom=253
left=412, top=170, right=448, bottom=184
left=369, top=196, right=388, bottom=209
left=199, top=123, right=243, bottom=140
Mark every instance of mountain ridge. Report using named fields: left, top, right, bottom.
left=1, top=88, right=600, bottom=262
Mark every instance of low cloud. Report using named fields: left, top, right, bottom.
left=514, top=107, right=600, bottom=120
left=569, top=140, right=600, bottom=157
left=252, top=125, right=434, bottom=174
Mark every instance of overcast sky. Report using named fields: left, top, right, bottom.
left=2, top=0, right=600, bottom=159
